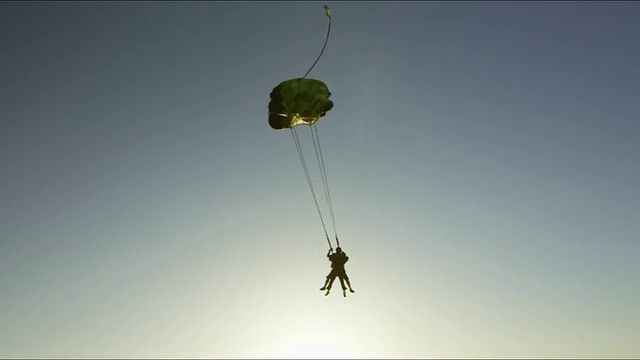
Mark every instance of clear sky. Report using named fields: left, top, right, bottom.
left=1, top=1, right=639, bottom=358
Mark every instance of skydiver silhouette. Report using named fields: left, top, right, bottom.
left=319, top=247, right=355, bottom=297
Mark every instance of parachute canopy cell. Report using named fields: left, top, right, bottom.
left=268, top=77, right=334, bottom=130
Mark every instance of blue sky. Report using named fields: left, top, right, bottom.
left=1, top=1, right=639, bottom=358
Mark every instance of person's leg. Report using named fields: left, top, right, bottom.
left=339, top=276, right=347, bottom=297
left=327, top=275, right=336, bottom=290
left=344, top=274, right=355, bottom=292
left=325, top=275, right=336, bottom=296
left=320, top=275, right=331, bottom=290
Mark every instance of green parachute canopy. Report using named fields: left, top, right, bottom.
left=268, top=77, right=334, bottom=130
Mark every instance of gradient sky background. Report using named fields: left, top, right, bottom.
left=1, top=1, right=639, bottom=358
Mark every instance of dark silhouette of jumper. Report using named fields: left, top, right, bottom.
left=320, top=247, right=355, bottom=297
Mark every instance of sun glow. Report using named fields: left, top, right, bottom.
left=273, top=332, right=360, bottom=359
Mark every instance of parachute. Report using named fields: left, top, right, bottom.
left=268, top=78, right=334, bottom=130
left=267, top=5, right=341, bottom=250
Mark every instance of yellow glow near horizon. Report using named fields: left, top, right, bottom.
left=272, top=331, right=361, bottom=359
